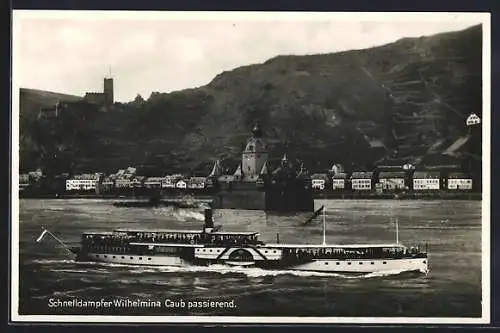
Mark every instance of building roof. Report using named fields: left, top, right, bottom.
left=351, top=171, right=373, bottom=179
left=115, top=178, right=131, bottom=182
left=379, top=171, right=406, bottom=178
left=19, top=174, right=30, bottom=183
left=233, top=164, right=243, bottom=177
left=208, top=160, right=224, bottom=178
left=189, top=177, right=206, bottom=184
left=332, top=172, right=348, bottom=179
left=126, top=167, right=137, bottom=174
left=144, top=177, right=163, bottom=182
left=448, top=172, right=471, bottom=179
left=71, top=173, right=100, bottom=180
left=413, top=171, right=441, bottom=178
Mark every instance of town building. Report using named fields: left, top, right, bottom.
left=351, top=171, right=374, bottom=191
left=412, top=171, right=441, bottom=191
left=99, top=177, right=115, bottom=191
left=466, top=113, right=481, bottom=126
left=131, top=176, right=145, bottom=188
left=187, top=177, right=206, bottom=190
left=162, top=174, right=183, bottom=188
left=332, top=172, right=347, bottom=191
left=176, top=179, right=188, bottom=189
left=447, top=172, right=473, bottom=190
left=19, top=174, right=31, bottom=191
left=329, top=163, right=345, bottom=175
left=311, top=173, right=329, bottom=191
left=144, top=177, right=163, bottom=189
left=115, top=177, right=132, bottom=188
left=66, top=173, right=100, bottom=191
left=377, top=171, right=407, bottom=191
left=28, top=169, right=43, bottom=182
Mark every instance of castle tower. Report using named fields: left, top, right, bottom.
left=241, top=123, right=268, bottom=180
left=103, top=77, right=114, bottom=106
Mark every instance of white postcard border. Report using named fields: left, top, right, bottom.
left=10, top=10, right=492, bottom=325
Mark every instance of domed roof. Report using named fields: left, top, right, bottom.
left=244, top=137, right=267, bottom=153
left=252, top=122, right=262, bottom=138
left=244, top=123, right=267, bottom=153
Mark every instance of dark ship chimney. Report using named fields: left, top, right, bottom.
left=203, top=208, right=214, bottom=233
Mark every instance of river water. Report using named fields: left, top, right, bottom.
left=16, top=199, right=483, bottom=318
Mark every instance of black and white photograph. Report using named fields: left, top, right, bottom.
left=11, top=11, right=490, bottom=323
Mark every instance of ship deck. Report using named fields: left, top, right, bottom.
left=263, top=243, right=407, bottom=249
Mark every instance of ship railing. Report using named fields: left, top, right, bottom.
left=281, top=248, right=427, bottom=260
left=82, top=234, right=263, bottom=248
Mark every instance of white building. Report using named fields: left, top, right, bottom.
left=188, top=177, right=206, bottom=189
left=144, top=177, right=163, bottom=189
left=19, top=174, right=31, bottom=191
left=176, top=179, right=187, bottom=189
left=115, top=178, right=132, bottom=188
left=162, top=174, right=182, bottom=188
left=332, top=173, right=347, bottom=190
left=466, top=113, right=481, bottom=126
left=131, top=176, right=145, bottom=188
left=311, top=174, right=328, bottom=191
left=413, top=171, right=441, bottom=190
left=447, top=172, right=472, bottom=190
left=66, top=173, right=100, bottom=191
left=351, top=172, right=373, bottom=191
left=378, top=171, right=406, bottom=190
left=100, top=177, right=115, bottom=190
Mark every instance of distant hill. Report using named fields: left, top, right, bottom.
left=20, top=88, right=82, bottom=117
left=19, top=24, right=482, bottom=176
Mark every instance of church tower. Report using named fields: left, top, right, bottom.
left=241, top=123, right=268, bottom=180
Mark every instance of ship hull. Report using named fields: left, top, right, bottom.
left=77, top=252, right=428, bottom=274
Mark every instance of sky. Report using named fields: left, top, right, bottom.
left=12, top=11, right=488, bottom=102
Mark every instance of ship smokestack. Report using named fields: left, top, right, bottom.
left=204, top=208, right=214, bottom=233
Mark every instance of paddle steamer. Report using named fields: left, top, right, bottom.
left=37, top=208, right=429, bottom=274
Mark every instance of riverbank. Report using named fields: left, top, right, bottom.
left=314, top=191, right=482, bottom=200
left=19, top=191, right=481, bottom=201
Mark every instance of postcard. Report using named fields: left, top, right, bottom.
left=11, top=10, right=491, bottom=324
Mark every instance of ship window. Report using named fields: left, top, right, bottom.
left=359, top=262, right=363, bottom=265
left=383, top=261, right=387, bottom=264
left=96, top=255, right=99, bottom=258
left=209, top=249, right=212, bottom=252
left=336, top=262, right=340, bottom=265
left=273, top=251, right=277, bottom=253
left=347, top=262, right=351, bottom=265
left=130, top=257, right=133, bottom=260
left=371, top=262, right=374, bottom=265
left=148, top=258, right=152, bottom=260
left=104, top=255, right=107, bottom=258
left=113, top=256, right=116, bottom=258
left=265, top=251, right=268, bottom=253
left=324, top=262, right=328, bottom=265
left=121, top=256, right=125, bottom=259
left=139, top=257, right=142, bottom=260
left=423, top=260, right=426, bottom=264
